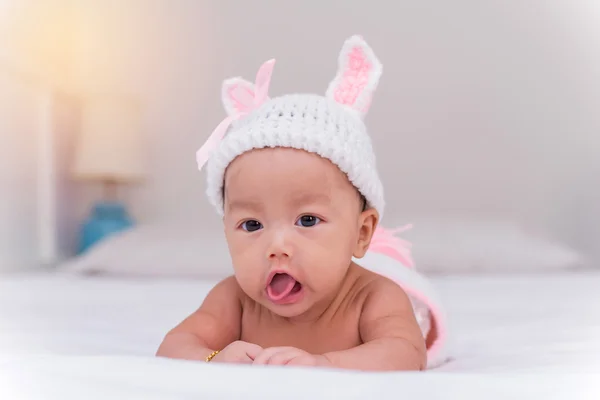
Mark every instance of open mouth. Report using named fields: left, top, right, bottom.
left=266, top=272, right=303, bottom=304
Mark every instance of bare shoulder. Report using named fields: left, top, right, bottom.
left=367, top=271, right=412, bottom=305
left=204, top=275, right=244, bottom=305
left=199, top=275, right=253, bottom=321
left=167, top=275, right=245, bottom=349
left=352, top=263, right=413, bottom=310
left=353, top=264, right=422, bottom=341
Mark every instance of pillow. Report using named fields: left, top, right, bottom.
left=58, top=218, right=588, bottom=278
left=58, top=223, right=235, bottom=279
left=401, top=217, right=588, bottom=274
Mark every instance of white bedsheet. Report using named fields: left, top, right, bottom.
left=1, top=271, right=599, bottom=399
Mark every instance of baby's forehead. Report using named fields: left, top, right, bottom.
left=223, top=147, right=356, bottom=196
left=226, top=148, right=343, bottom=179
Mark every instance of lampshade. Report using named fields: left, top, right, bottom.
left=72, top=96, right=145, bottom=183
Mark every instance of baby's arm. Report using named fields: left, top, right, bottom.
left=156, top=276, right=248, bottom=361
left=323, top=278, right=427, bottom=371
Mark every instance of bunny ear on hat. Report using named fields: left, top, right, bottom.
left=221, top=59, right=276, bottom=116
left=197, top=59, right=276, bottom=171
left=221, top=77, right=256, bottom=116
left=326, top=35, right=383, bottom=118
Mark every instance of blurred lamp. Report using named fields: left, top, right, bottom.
left=72, top=96, right=145, bottom=254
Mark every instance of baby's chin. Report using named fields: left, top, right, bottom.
left=264, top=302, right=313, bottom=319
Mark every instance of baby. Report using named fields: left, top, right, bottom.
left=157, top=36, right=442, bottom=371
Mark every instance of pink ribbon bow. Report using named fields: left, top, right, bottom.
left=196, top=59, right=276, bottom=170
left=368, top=225, right=415, bottom=268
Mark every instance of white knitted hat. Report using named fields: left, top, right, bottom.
left=196, top=35, right=385, bottom=218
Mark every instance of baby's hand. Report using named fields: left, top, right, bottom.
left=211, top=340, right=263, bottom=364
left=253, top=347, right=331, bottom=367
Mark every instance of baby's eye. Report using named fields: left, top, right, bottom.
left=241, top=220, right=263, bottom=232
left=296, top=215, right=321, bottom=227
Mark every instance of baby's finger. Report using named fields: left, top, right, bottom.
left=252, top=347, right=283, bottom=365
left=242, top=342, right=264, bottom=361
left=236, top=354, right=254, bottom=364
left=285, top=355, right=317, bottom=367
left=253, top=347, right=293, bottom=365
left=267, top=350, right=299, bottom=366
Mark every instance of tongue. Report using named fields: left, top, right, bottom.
left=267, top=274, right=297, bottom=301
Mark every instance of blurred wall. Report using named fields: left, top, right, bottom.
left=68, top=1, right=600, bottom=258
left=0, top=72, right=40, bottom=270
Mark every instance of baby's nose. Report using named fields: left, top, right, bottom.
left=267, top=230, right=293, bottom=260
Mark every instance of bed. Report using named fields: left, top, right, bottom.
left=2, top=22, right=599, bottom=400
left=1, top=269, right=599, bottom=399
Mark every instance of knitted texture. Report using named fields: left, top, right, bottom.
left=206, top=93, right=384, bottom=215
left=198, top=35, right=385, bottom=218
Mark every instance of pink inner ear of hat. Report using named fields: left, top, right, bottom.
left=334, top=45, right=373, bottom=108
left=228, top=85, right=255, bottom=114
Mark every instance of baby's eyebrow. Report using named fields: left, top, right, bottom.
left=226, top=199, right=264, bottom=212
left=291, top=192, right=331, bottom=205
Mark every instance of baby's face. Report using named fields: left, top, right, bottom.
left=223, top=147, right=377, bottom=319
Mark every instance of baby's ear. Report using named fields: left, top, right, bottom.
left=354, top=208, right=379, bottom=258
left=326, top=35, right=383, bottom=118
left=221, top=77, right=256, bottom=116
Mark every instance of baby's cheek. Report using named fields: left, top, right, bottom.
left=308, top=244, right=352, bottom=285
left=232, top=263, right=264, bottom=300
left=230, top=248, right=259, bottom=275
left=229, top=244, right=264, bottom=291
left=228, top=233, right=258, bottom=262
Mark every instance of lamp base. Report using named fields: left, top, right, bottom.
left=77, top=201, right=134, bottom=254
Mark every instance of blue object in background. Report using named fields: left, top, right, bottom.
left=78, top=201, right=134, bottom=254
